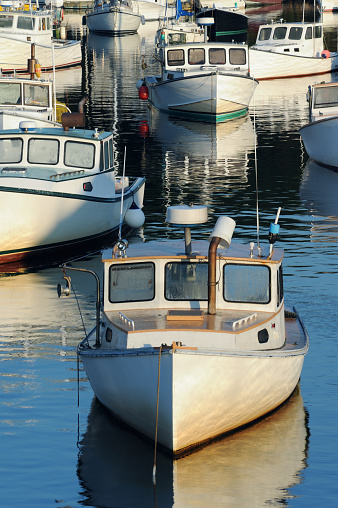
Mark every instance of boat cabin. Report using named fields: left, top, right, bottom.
left=100, top=238, right=285, bottom=352
left=156, top=42, right=250, bottom=81
left=0, top=125, right=117, bottom=181
left=0, top=77, right=53, bottom=120
left=307, top=81, right=338, bottom=121
left=252, top=21, right=325, bottom=57
left=0, top=9, right=52, bottom=44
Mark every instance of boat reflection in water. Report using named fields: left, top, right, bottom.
left=300, top=158, right=338, bottom=242
left=77, top=386, right=309, bottom=507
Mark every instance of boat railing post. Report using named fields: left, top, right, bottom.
left=58, top=265, right=101, bottom=347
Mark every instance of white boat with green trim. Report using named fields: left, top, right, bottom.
left=137, top=18, right=258, bottom=123
left=63, top=204, right=309, bottom=457
left=0, top=114, right=145, bottom=265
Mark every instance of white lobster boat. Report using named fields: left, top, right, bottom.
left=0, top=112, right=145, bottom=265
left=300, top=81, right=338, bottom=169
left=0, top=7, right=82, bottom=73
left=65, top=204, right=309, bottom=457
left=137, top=19, right=258, bottom=123
left=249, top=21, right=338, bottom=80
left=85, top=0, right=143, bottom=35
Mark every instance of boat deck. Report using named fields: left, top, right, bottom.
left=102, top=308, right=308, bottom=352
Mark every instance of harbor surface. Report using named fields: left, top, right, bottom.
left=1, top=5, right=338, bottom=507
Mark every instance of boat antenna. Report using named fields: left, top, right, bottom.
left=118, top=146, right=127, bottom=241
left=252, top=82, right=262, bottom=256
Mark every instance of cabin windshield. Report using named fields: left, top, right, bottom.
left=24, top=84, right=49, bottom=107
left=0, top=138, right=23, bottom=163
left=223, top=264, right=270, bottom=303
left=314, top=86, right=338, bottom=108
left=0, top=82, right=21, bottom=105
left=64, top=141, right=95, bottom=169
left=165, top=262, right=208, bottom=301
left=28, top=138, right=59, bottom=164
left=0, top=15, right=13, bottom=28
left=273, top=26, right=287, bottom=40
left=17, top=16, right=35, bottom=30
left=109, top=263, right=155, bottom=303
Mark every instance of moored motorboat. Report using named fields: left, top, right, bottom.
left=62, top=204, right=309, bottom=457
left=249, top=20, right=338, bottom=80
left=0, top=110, right=145, bottom=265
left=0, top=45, right=70, bottom=129
left=0, top=7, right=82, bottom=73
left=85, top=0, right=144, bottom=35
left=299, top=81, right=338, bottom=168
left=137, top=18, right=258, bottom=123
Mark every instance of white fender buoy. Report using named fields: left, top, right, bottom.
left=125, top=202, right=145, bottom=229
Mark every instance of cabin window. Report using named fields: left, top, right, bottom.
left=0, top=15, right=13, bottom=28
left=165, top=262, right=208, bottom=301
left=209, top=48, right=226, bottom=65
left=109, top=263, right=155, bottom=303
left=23, top=84, right=49, bottom=107
left=188, top=48, right=205, bottom=65
left=109, top=138, right=114, bottom=167
left=104, top=141, right=110, bottom=170
left=229, top=48, right=246, bottom=65
left=223, top=264, right=270, bottom=304
left=169, top=33, right=186, bottom=45
left=28, top=138, right=59, bottom=164
left=47, top=17, right=51, bottom=30
left=64, top=141, right=95, bottom=169
left=167, top=49, right=185, bottom=66
left=305, top=27, right=312, bottom=39
left=314, top=86, right=338, bottom=108
left=0, top=83, right=21, bottom=105
left=289, top=27, right=303, bottom=40
left=17, top=16, right=35, bottom=30
left=273, top=27, right=287, bottom=40
left=258, top=27, right=272, bottom=41
left=0, top=138, right=23, bottom=163
left=315, top=25, right=322, bottom=38
left=277, top=264, right=284, bottom=307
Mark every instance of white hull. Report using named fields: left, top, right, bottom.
left=145, top=72, right=258, bottom=122
left=0, top=36, right=82, bottom=73
left=81, top=342, right=306, bottom=454
left=249, top=48, right=338, bottom=80
left=0, top=173, right=144, bottom=262
left=300, top=115, right=338, bottom=168
left=0, top=111, right=60, bottom=129
left=86, top=8, right=141, bottom=34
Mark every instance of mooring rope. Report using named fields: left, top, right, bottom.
left=153, top=344, right=162, bottom=485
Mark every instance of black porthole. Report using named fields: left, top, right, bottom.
left=258, top=329, right=269, bottom=344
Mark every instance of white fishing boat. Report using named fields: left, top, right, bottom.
left=299, top=81, right=338, bottom=168
left=0, top=45, right=70, bottom=129
left=137, top=18, right=258, bottom=123
left=0, top=7, right=82, bottom=73
left=62, top=204, right=309, bottom=457
left=249, top=20, right=338, bottom=80
left=85, top=0, right=144, bottom=35
left=321, top=0, right=338, bottom=11
left=0, top=110, right=145, bottom=265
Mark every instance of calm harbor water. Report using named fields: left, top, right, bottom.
left=1, top=4, right=338, bottom=507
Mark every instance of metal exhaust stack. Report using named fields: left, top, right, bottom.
left=208, top=217, right=236, bottom=315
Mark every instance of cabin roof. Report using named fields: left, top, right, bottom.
left=0, top=128, right=112, bottom=141
left=102, top=240, right=284, bottom=263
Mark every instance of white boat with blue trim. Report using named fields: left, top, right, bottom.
left=0, top=113, right=145, bottom=265
left=63, top=204, right=309, bottom=457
